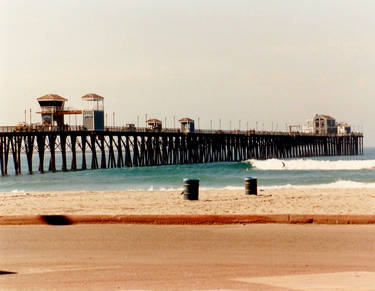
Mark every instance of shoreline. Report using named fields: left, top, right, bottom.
left=1, top=188, right=375, bottom=216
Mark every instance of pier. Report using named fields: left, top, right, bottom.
left=0, top=127, right=363, bottom=176
left=0, top=94, right=364, bottom=176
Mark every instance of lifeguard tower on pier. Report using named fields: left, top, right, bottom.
left=146, top=119, right=162, bottom=131
left=179, top=117, right=195, bottom=133
left=82, top=93, right=104, bottom=131
left=37, top=94, right=81, bottom=128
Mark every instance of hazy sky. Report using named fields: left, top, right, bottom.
left=1, top=0, right=374, bottom=144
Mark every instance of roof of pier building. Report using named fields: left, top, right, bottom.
left=146, top=119, right=162, bottom=124
left=179, top=118, right=194, bottom=123
left=315, top=114, right=335, bottom=120
left=81, top=93, right=104, bottom=101
left=37, top=94, right=68, bottom=102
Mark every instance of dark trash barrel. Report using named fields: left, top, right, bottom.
left=183, top=178, right=200, bottom=200
left=245, top=177, right=257, bottom=195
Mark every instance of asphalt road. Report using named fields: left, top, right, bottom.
left=1, top=224, right=375, bottom=290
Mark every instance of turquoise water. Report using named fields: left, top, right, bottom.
left=1, top=148, right=375, bottom=192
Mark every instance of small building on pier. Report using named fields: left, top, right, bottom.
left=146, top=119, right=162, bottom=131
left=303, top=114, right=353, bottom=136
left=338, top=122, right=351, bottom=135
left=82, top=93, right=104, bottom=131
left=313, top=114, right=337, bottom=135
left=37, top=94, right=81, bottom=128
left=179, top=118, right=195, bottom=133
left=37, top=94, right=67, bottom=127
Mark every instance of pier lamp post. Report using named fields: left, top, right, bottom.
left=145, top=114, right=148, bottom=127
left=29, top=109, right=32, bottom=125
left=24, top=110, right=26, bottom=124
left=113, top=112, right=115, bottom=127
left=247, top=121, right=248, bottom=132
left=165, top=117, right=167, bottom=129
left=230, top=120, right=232, bottom=131
left=173, top=115, right=176, bottom=129
left=105, top=113, right=108, bottom=128
left=198, top=117, right=200, bottom=130
left=219, top=118, right=221, bottom=130
left=210, top=120, right=212, bottom=132
left=256, top=121, right=258, bottom=131
left=239, top=120, right=241, bottom=131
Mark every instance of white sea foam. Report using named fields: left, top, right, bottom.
left=246, top=158, right=375, bottom=171
left=7, top=181, right=375, bottom=193
left=158, top=187, right=184, bottom=191
left=11, top=189, right=26, bottom=193
left=261, top=180, right=375, bottom=189
left=139, top=180, right=375, bottom=191
left=222, top=186, right=243, bottom=190
left=127, top=187, right=184, bottom=191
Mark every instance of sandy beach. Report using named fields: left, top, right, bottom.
left=1, top=188, right=375, bottom=215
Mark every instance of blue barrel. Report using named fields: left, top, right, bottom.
left=183, top=178, right=200, bottom=200
left=244, top=177, right=257, bottom=195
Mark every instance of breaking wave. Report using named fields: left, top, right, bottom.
left=247, top=159, right=375, bottom=171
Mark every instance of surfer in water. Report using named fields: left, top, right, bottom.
left=282, top=162, right=286, bottom=168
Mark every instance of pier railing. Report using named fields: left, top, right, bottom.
left=0, top=125, right=363, bottom=137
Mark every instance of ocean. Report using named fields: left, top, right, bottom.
left=1, top=147, right=375, bottom=192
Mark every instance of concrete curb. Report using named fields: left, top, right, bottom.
left=1, top=214, right=375, bottom=225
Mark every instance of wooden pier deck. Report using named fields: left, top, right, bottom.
left=0, top=128, right=364, bottom=176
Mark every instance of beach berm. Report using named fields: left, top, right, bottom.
left=2, top=214, right=375, bottom=225
left=1, top=188, right=375, bottom=224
